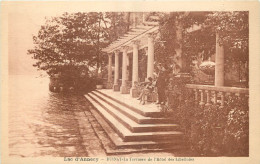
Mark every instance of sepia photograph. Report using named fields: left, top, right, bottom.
left=1, top=1, right=260, bottom=164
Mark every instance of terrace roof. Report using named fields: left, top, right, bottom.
left=102, top=24, right=159, bottom=53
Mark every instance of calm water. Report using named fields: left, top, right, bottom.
left=8, top=75, right=91, bottom=157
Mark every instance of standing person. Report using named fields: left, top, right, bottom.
left=156, top=63, right=168, bottom=105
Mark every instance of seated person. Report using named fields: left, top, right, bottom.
left=137, top=77, right=155, bottom=105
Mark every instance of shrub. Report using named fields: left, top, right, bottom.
left=170, top=89, right=249, bottom=156
left=49, top=65, right=96, bottom=93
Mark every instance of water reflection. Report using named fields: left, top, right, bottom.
left=8, top=75, right=89, bottom=157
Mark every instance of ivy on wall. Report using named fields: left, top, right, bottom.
left=155, top=12, right=248, bottom=84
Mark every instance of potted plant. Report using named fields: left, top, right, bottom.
left=199, top=61, right=215, bottom=75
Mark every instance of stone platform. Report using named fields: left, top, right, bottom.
left=84, top=89, right=185, bottom=154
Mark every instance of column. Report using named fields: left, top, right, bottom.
left=175, top=19, right=183, bottom=72
left=126, top=54, right=130, bottom=81
left=130, top=40, right=139, bottom=97
left=215, top=32, right=225, bottom=86
left=120, top=46, right=129, bottom=94
left=113, top=50, right=120, bottom=91
left=107, top=53, right=113, bottom=89
left=147, top=33, right=155, bottom=79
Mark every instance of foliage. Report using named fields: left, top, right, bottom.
left=105, top=12, right=131, bottom=42
left=28, top=12, right=131, bottom=74
left=93, top=76, right=104, bottom=85
left=28, top=13, right=107, bottom=75
left=155, top=12, right=210, bottom=72
left=161, top=12, right=249, bottom=154
left=171, top=89, right=249, bottom=156
left=28, top=12, right=132, bottom=92
left=205, top=11, right=249, bottom=64
left=222, top=94, right=249, bottom=156
left=184, top=11, right=249, bottom=62
left=138, top=49, right=147, bottom=81
left=156, top=11, right=248, bottom=82
left=155, top=13, right=178, bottom=70
left=49, top=65, right=96, bottom=92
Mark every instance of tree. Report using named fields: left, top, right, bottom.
left=105, top=12, right=131, bottom=42
left=205, top=11, right=249, bottom=85
left=155, top=12, right=206, bottom=73
left=28, top=12, right=132, bottom=76
left=28, top=12, right=111, bottom=77
left=156, top=11, right=248, bottom=83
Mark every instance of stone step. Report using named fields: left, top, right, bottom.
left=89, top=92, right=179, bottom=132
left=85, top=94, right=183, bottom=142
left=96, top=90, right=163, bottom=118
left=89, top=106, right=184, bottom=153
left=92, top=91, right=177, bottom=124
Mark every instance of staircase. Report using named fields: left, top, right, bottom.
left=84, top=89, right=184, bottom=153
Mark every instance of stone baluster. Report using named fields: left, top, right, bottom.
left=219, top=91, right=225, bottom=108
left=205, top=90, right=211, bottom=106
left=199, top=90, right=205, bottom=106
left=194, top=89, right=198, bottom=102
left=212, top=91, right=217, bottom=104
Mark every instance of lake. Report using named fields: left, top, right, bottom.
left=8, top=75, right=91, bottom=157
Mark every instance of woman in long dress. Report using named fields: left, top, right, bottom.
left=156, top=63, right=168, bottom=105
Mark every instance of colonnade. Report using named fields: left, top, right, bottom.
left=107, top=31, right=225, bottom=97
left=107, top=33, right=155, bottom=96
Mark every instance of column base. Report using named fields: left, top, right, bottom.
left=113, top=84, right=120, bottom=91
left=106, top=82, right=113, bottom=89
left=120, top=85, right=129, bottom=94
left=130, top=87, right=139, bottom=98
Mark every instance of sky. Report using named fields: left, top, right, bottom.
left=8, top=12, right=43, bottom=75
left=5, top=2, right=117, bottom=75
left=5, top=1, right=128, bottom=75
left=7, top=5, right=64, bottom=75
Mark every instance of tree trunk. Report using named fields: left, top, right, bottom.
left=126, top=12, right=130, bottom=31
left=96, top=13, right=102, bottom=77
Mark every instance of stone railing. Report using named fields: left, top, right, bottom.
left=186, top=84, right=249, bottom=107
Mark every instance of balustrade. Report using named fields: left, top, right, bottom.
left=186, top=84, right=249, bottom=107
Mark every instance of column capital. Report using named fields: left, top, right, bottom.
left=114, top=50, right=120, bottom=54
left=121, top=46, right=130, bottom=52
left=146, top=32, right=157, bottom=39
left=131, top=40, right=140, bottom=46
left=108, top=53, right=113, bottom=57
